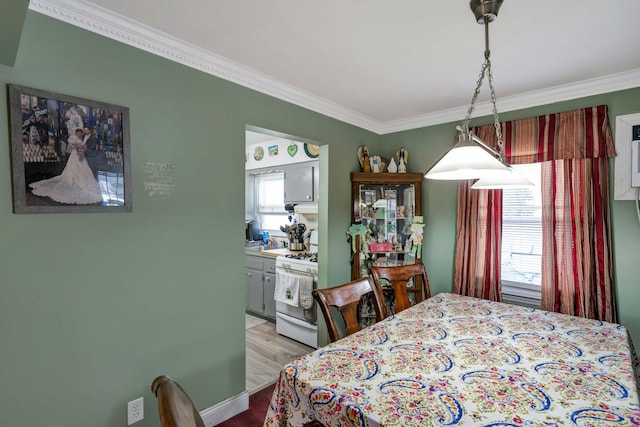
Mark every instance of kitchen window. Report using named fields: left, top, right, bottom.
left=255, top=172, right=289, bottom=233
left=501, top=163, right=542, bottom=306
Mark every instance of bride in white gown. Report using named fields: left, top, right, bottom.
left=29, top=128, right=103, bottom=205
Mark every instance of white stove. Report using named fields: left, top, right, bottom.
left=275, top=252, right=318, bottom=272
left=274, top=243, right=318, bottom=348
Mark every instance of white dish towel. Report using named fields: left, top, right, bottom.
left=298, top=275, right=314, bottom=309
left=275, top=271, right=313, bottom=308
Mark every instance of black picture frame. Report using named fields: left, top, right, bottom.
left=7, top=84, right=132, bottom=213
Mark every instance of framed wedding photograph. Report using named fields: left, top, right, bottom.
left=7, top=84, right=132, bottom=213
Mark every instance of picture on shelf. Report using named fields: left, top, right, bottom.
left=363, top=189, right=375, bottom=206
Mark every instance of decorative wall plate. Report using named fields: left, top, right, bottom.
left=287, top=142, right=298, bottom=157
left=304, top=143, right=320, bottom=158
left=253, top=146, right=264, bottom=161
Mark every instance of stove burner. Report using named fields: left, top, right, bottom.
left=285, top=252, right=318, bottom=263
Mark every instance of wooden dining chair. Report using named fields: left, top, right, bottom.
left=151, top=375, right=205, bottom=427
left=313, top=277, right=388, bottom=343
left=369, top=263, right=431, bottom=314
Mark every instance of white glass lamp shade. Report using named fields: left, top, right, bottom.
left=470, top=166, right=534, bottom=189
left=424, top=139, right=511, bottom=180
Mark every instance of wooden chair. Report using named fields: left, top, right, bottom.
left=369, top=263, right=431, bottom=314
left=151, top=375, right=205, bottom=427
left=313, top=277, right=388, bottom=343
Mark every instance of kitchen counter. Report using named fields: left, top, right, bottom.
left=245, top=247, right=308, bottom=258
left=261, top=248, right=309, bottom=258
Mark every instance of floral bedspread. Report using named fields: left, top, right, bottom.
left=264, top=293, right=640, bottom=427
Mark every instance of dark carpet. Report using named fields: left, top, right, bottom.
left=217, top=382, right=275, bottom=427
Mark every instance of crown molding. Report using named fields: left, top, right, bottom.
left=28, top=0, right=385, bottom=134
left=381, top=68, right=640, bottom=134
left=29, top=0, right=640, bottom=136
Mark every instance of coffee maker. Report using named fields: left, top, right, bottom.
left=245, top=219, right=261, bottom=242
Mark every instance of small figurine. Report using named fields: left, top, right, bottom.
left=357, top=145, right=370, bottom=172
left=363, top=155, right=371, bottom=172
left=370, top=155, right=381, bottom=173
left=387, top=157, right=398, bottom=173
left=395, top=147, right=408, bottom=173
left=409, top=216, right=425, bottom=257
left=398, top=157, right=407, bottom=173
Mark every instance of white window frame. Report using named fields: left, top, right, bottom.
left=501, top=163, right=542, bottom=307
left=254, top=172, right=288, bottom=235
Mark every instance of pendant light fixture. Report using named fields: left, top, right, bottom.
left=425, top=0, right=532, bottom=188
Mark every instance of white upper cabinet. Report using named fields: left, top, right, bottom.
left=284, top=163, right=316, bottom=203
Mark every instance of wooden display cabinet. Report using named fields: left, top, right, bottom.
left=349, top=172, right=424, bottom=323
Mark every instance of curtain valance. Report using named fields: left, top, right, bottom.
left=471, top=104, right=615, bottom=164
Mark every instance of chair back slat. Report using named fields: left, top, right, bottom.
left=370, top=263, right=431, bottom=314
left=313, top=277, right=387, bottom=343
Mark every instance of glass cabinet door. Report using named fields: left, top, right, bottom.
left=357, top=183, right=416, bottom=277
left=350, top=172, right=423, bottom=280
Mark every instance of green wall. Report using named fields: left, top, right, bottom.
left=0, top=11, right=377, bottom=427
left=2, top=10, right=639, bottom=427
left=382, top=88, right=640, bottom=348
left=0, top=0, right=28, bottom=66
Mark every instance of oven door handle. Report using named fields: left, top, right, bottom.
left=276, top=267, right=317, bottom=279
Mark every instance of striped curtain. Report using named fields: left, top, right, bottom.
left=453, top=126, right=503, bottom=302
left=453, top=180, right=503, bottom=301
left=541, top=158, right=616, bottom=321
left=454, top=105, right=617, bottom=321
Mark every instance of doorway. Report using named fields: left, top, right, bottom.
left=244, top=126, right=320, bottom=392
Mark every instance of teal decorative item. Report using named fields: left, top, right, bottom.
left=287, top=142, right=298, bottom=157
left=347, top=223, right=369, bottom=257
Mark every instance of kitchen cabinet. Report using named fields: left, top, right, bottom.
left=284, top=163, right=317, bottom=203
left=313, top=164, right=319, bottom=202
left=349, top=172, right=424, bottom=325
left=245, top=255, right=276, bottom=320
left=264, top=267, right=276, bottom=318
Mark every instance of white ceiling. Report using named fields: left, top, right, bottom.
left=30, top=0, right=640, bottom=134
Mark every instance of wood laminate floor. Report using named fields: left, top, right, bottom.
left=245, top=315, right=314, bottom=393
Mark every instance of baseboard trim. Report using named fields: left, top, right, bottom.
left=249, top=379, right=278, bottom=396
left=200, top=390, right=249, bottom=427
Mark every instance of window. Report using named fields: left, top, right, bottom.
left=255, top=172, right=289, bottom=233
left=501, top=163, right=542, bottom=305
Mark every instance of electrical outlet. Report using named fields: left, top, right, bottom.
left=127, top=397, right=144, bottom=425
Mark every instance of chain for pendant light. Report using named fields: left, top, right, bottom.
left=460, top=14, right=505, bottom=159
left=486, top=59, right=505, bottom=159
